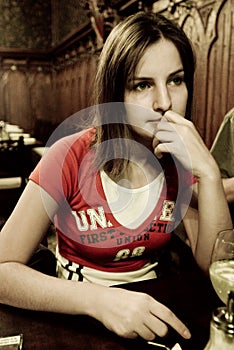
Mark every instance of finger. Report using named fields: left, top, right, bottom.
left=164, top=110, right=188, bottom=124
left=156, top=117, right=179, bottom=135
left=156, top=130, right=176, bottom=143
left=152, top=136, right=160, bottom=149
left=150, top=303, right=191, bottom=339
left=136, top=323, right=158, bottom=341
left=154, top=142, right=171, bottom=159
left=124, top=331, right=138, bottom=339
left=143, top=313, right=169, bottom=339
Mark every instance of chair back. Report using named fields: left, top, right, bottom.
left=0, top=136, right=27, bottom=189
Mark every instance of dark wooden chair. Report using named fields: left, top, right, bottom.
left=0, top=137, right=28, bottom=186
left=0, top=137, right=29, bottom=218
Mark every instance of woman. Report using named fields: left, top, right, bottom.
left=211, top=107, right=234, bottom=223
left=0, top=12, right=232, bottom=342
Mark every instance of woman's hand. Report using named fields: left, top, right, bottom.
left=91, top=286, right=191, bottom=341
left=153, top=111, right=232, bottom=273
left=152, top=110, right=219, bottom=180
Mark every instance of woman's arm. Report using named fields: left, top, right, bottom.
left=183, top=176, right=232, bottom=273
left=154, top=110, right=233, bottom=273
left=0, top=181, right=191, bottom=341
left=222, top=177, right=234, bottom=203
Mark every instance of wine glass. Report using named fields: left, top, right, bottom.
left=209, top=229, right=234, bottom=304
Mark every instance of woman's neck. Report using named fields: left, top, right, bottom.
left=105, top=131, right=162, bottom=188
left=108, top=157, right=162, bottom=189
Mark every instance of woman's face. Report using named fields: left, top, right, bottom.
left=124, top=38, right=188, bottom=140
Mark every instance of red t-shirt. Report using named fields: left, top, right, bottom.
left=29, top=128, right=194, bottom=272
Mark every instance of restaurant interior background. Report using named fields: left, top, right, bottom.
left=0, top=0, right=233, bottom=149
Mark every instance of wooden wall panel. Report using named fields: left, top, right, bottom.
left=53, top=54, right=98, bottom=124
left=180, top=0, right=234, bottom=148
left=0, top=71, right=8, bottom=120
left=0, top=67, right=55, bottom=132
left=30, top=71, right=55, bottom=123
left=206, top=1, right=234, bottom=146
left=1, top=70, right=32, bottom=130
left=70, top=65, right=80, bottom=114
left=55, top=70, right=69, bottom=122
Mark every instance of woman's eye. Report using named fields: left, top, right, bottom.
left=134, top=82, right=151, bottom=91
left=168, top=76, right=184, bottom=86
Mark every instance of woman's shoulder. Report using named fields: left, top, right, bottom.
left=29, top=128, right=97, bottom=200
left=47, top=127, right=96, bottom=156
left=33, top=128, right=96, bottom=174
left=53, top=127, right=96, bottom=148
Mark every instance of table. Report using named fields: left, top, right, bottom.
left=0, top=266, right=221, bottom=350
left=1, top=122, right=41, bottom=147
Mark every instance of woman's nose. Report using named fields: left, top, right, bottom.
left=152, top=84, right=172, bottom=113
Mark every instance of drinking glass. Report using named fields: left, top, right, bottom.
left=209, top=229, right=234, bottom=304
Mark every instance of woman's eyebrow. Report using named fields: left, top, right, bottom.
left=126, top=77, right=153, bottom=87
left=132, top=68, right=185, bottom=81
left=131, top=77, right=154, bottom=81
left=128, top=68, right=185, bottom=86
left=168, top=68, right=185, bottom=77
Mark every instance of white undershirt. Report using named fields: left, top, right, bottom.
left=100, top=170, right=164, bottom=229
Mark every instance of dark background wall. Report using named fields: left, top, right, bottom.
left=0, top=0, right=52, bottom=49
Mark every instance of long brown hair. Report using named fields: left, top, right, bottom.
left=92, top=11, right=195, bottom=178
